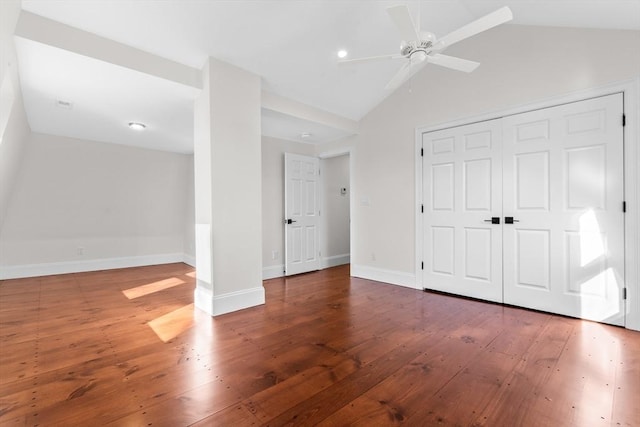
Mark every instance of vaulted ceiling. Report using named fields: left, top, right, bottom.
left=14, top=0, right=640, bottom=153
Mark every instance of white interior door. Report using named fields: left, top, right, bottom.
left=502, top=94, right=625, bottom=325
left=422, top=119, right=503, bottom=303
left=285, top=153, right=320, bottom=276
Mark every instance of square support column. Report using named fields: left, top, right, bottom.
left=193, top=57, right=264, bottom=316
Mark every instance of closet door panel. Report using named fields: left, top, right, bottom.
left=422, top=119, right=503, bottom=303
left=502, top=93, right=625, bottom=326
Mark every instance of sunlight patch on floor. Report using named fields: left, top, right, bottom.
left=122, top=277, right=186, bottom=299
left=148, top=303, right=195, bottom=342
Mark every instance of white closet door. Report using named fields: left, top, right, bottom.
left=423, top=119, right=503, bottom=303
left=502, top=94, right=625, bottom=325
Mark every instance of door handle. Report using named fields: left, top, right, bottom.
left=484, top=217, right=500, bottom=224
left=504, top=217, right=520, bottom=224
left=285, top=219, right=297, bottom=224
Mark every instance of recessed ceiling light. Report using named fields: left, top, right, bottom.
left=55, top=99, right=73, bottom=110
left=337, top=49, right=348, bottom=59
left=300, top=132, right=312, bottom=139
left=128, top=122, right=146, bottom=131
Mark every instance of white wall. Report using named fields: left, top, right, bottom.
left=261, top=136, right=314, bottom=278
left=321, top=154, right=350, bottom=267
left=0, top=133, right=191, bottom=278
left=0, top=0, right=30, bottom=232
left=341, top=25, right=640, bottom=284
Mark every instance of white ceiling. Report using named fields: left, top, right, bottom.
left=16, top=37, right=197, bottom=153
left=15, top=0, right=640, bottom=153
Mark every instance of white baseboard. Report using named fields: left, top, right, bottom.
left=183, top=254, right=196, bottom=267
left=262, top=256, right=350, bottom=280
left=351, top=264, right=417, bottom=289
left=263, top=264, right=284, bottom=280
left=194, top=284, right=265, bottom=317
left=0, top=253, right=188, bottom=280
left=321, top=254, right=350, bottom=269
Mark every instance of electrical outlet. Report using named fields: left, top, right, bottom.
left=371, top=252, right=376, bottom=262
left=272, top=250, right=279, bottom=260
left=77, top=247, right=85, bottom=256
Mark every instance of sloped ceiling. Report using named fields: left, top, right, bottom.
left=14, top=0, right=640, bottom=152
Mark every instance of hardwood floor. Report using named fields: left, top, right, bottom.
left=1, top=263, right=638, bottom=426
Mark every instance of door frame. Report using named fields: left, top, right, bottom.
left=415, top=77, right=640, bottom=331
left=318, top=147, right=354, bottom=271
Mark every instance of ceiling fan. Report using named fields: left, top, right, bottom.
left=339, top=5, right=513, bottom=90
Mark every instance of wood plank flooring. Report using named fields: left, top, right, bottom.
left=0, top=263, right=638, bottom=426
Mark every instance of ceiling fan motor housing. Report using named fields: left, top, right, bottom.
left=400, top=42, right=414, bottom=56
left=400, top=39, right=433, bottom=58
left=419, top=40, right=433, bottom=50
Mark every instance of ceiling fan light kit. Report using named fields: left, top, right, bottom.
left=339, top=5, right=513, bottom=90
left=128, top=122, right=146, bottom=131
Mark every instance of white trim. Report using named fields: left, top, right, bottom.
left=182, top=254, right=196, bottom=267
left=194, top=282, right=214, bottom=315
left=321, top=254, right=350, bottom=269
left=194, top=285, right=265, bottom=317
left=263, top=264, right=284, bottom=280
left=415, top=127, right=424, bottom=291
left=415, top=77, right=640, bottom=331
left=351, top=264, right=417, bottom=289
left=0, top=253, right=185, bottom=280
left=624, top=77, right=640, bottom=331
left=319, top=156, right=325, bottom=275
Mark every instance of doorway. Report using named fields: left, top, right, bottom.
left=320, top=153, right=351, bottom=269
left=283, top=151, right=351, bottom=276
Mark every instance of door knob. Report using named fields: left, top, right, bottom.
left=484, top=217, right=500, bottom=224
left=504, top=217, right=519, bottom=224
left=285, top=219, right=297, bottom=224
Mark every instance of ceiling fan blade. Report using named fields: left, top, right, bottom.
left=338, top=53, right=402, bottom=65
left=387, top=5, right=420, bottom=41
left=427, top=54, right=480, bottom=73
left=435, top=6, right=512, bottom=50
left=384, top=59, right=427, bottom=91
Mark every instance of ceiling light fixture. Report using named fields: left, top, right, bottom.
left=128, top=122, right=146, bottom=131
left=337, top=49, right=348, bottom=59
left=55, top=99, right=73, bottom=110
left=300, top=132, right=312, bottom=139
